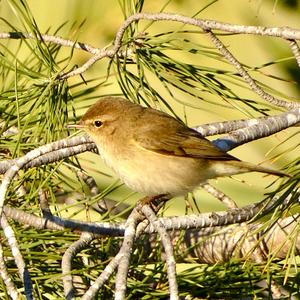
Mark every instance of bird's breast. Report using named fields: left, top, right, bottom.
left=96, top=138, right=210, bottom=196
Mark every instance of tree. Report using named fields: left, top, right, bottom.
left=0, top=0, right=299, bottom=299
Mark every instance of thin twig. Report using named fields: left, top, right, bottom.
left=288, top=39, right=300, bottom=68
left=201, top=183, right=237, bottom=209
left=76, top=171, right=100, bottom=196
left=206, top=30, right=298, bottom=109
left=59, top=49, right=115, bottom=79
left=38, top=189, right=52, bottom=218
left=140, top=205, right=179, bottom=300
left=0, top=32, right=100, bottom=54
left=62, top=232, right=94, bottom=300
left=81, top=249, right=122, bottom=300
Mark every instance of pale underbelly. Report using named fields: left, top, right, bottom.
left=101, top=148, right=210, bottom=196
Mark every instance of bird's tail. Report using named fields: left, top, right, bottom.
left=210, top=160, right=290, bottom=178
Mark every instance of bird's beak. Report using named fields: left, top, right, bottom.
left=66, top=123, right=86, bottom=129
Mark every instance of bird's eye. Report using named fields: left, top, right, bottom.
left=94, top=120, right=102, bottom=128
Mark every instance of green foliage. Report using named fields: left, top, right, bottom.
left=0, top=0, right=299, bottom=299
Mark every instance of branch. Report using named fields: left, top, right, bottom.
left=0, top=32, right=100, bottom=54
left=140, top=205, right=179, bottom=300
left=119, top=13, right=300, bottom=40
left=114, top=206, right=141, bottom=300
left=201, top=183, right=237, bottom=209
left=3, top=205, right=125, bottom=236
left=62, top=232, right=94, bottom=300
left=0, top=242, right=20, bottom=300
left=3, top=189, right=294, bottom=238
left=0, top=215, right=34, bottom=299
left=143, top=194, right=295, bottom=234
left=195, top=109, right=300, bottom=137
left=0, top=135, right=95, bottom=174
left=212, top=107, right=300, bottom=151
left=0, top=135, right=94, bottom=217
left=205, top=30, right=298, bottom=109
left=288, top=39, right=300, bottom=67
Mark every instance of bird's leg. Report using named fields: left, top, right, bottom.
left=138, top=194, right=171, bottom=214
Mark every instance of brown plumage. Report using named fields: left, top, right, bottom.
left=74, top=96, right=288, bottom=196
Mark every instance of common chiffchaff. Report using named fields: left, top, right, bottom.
left=70, top=97, right=287, bottom=196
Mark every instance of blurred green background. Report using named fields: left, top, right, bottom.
left=0, top=0, right=299, bottom=218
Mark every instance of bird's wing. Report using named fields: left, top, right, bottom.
left=133, top=111, right=238, bottom=161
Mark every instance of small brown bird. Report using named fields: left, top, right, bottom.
left=71, top=96, right=287, bottom=196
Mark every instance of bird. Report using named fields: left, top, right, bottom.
left=70, top=96, right=288, bottom=197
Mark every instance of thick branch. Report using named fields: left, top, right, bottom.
left=195, top=110, right=299, bottom=136
left=213, top=107, right=300, bottom=151
left=3, top=192, right=293, bottom=238
left=143, top=195, right=293, bottom=234
left=0, top=135, right=95, bottom=174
